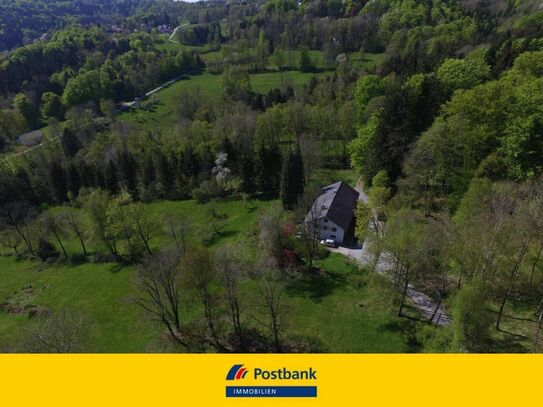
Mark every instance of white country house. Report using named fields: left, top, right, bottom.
left=304, top=181, right=359, bottom=244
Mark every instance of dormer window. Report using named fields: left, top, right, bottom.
left=321, top=205, right=327, bottom=210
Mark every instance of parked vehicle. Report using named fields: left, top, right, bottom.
left=320, top=239, right=337, bottom=248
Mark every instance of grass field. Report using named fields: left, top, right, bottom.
left=120, top=69, right=329, bottom=132
left=348, top=52, right=388, bottom=70
left=0, top=185, right=413, bottom=353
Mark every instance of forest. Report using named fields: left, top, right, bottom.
left=0, top=0, right=543, bottom=353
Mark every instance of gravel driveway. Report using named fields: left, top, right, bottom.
left=330, top=183, right=450, bottom=326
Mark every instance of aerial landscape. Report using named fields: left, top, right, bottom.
left=0, top=0, right=542, bottom=354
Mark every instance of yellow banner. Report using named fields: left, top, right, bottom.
left=0, top=354, right=540, bottom=406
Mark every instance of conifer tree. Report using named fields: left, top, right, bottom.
left=280, top=145, right=304, bottom=209
left=48, top=161, right=68, bottom=203
left=61, top=128, right=81, bottom=158
left=257, top=144, right=282, bottom=195
left=239, top=149, right=256, bottom=194
left=67, top=162, right=81, bottom=197
left=105, top=160, right=119, bottom=195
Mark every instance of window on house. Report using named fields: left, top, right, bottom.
left=332, top=227, right=337, bottom=232
left=323, top=226, right=328, bottom=230
left=331, top=235, right=336, bottom=239
left=323, top=218, right=328, bottom=223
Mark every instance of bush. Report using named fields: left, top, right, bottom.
left=451, top=282, right=493, bottom=352
left=298, top=49, right=315, bottom=73
left=415, top=324, right=454, bottom=353
left=37, top=237, right=59, bottom=262
left=69, top=253, right=87, bottom=265
left=192, top=180, right=223, bottom=203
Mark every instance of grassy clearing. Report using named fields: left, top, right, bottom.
left=120, top=70, right=328, bottom=132
left=348, top=52, right=387, bottom=70
left=0, top=192, right=413, bottom=352
left=0, top=256, right=157, bottom=352
left=285, top=254, right=411, bottom=352
left=0, top=197, right=270, bottom=352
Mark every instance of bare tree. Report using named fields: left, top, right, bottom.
left=83, top=189, right=119, bottom=258
left=254, top=267, right=288, bottom=352
left=0, top=202, right=37, bottom=255
left=108, top=199, right=137, bottom=258
left=299, top=133, right=321, bottom=182
left=129, top=203, right=158, bottom=256
left=528, top=243, right=543, bottom=286
left=206, top=204, right=227, bottom=235
left=134, top=249, right=189, bottom=349
left=40, top=213, right=69, bottom=259
left=62, top=210, right=88, bottom=256
left=383, top=209, right=426, bottom=317
left=258, top=203, right=285, bottom=268
left=182, top=246, right=223, bottom=350
left=163, top=214, right=192, bottom=253
left=496, top=182, right=542, bottom=331
left=0, top=228, right=22, bottom=256
left=18, top=309, right=88, bottom=353
left=296, top=189, right=321, bottom=269
left=215, top=245, right=246, bottom=347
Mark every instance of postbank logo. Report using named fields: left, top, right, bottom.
left=225, top=363, right=318, bottom=398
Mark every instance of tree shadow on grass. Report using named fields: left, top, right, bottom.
left=476, top=332, right=528, bottom=353
left=380, top=320, right=404, bottom=333
left=109, top=263, right=125, bottom=274
left=252, top=192, right=279, bottom=202
left=202, top=230, right=237, bottom=246
left=285, top=269, right=347, bottom=302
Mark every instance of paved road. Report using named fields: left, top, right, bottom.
left=330, top=183, right=451, bottom=326
left=120, top=73, right=189, bottom=110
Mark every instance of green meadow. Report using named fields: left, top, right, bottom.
left=119, top=70, right=330, bottom=132
left=0, top=191, right=413, bottom=353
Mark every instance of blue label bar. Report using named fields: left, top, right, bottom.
left=226, top=386, right=317, bottom=398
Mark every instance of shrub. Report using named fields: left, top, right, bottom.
left=192, top=180, right=222, bottom=203
left=451, top=282, right=493, bottom=352
left=37, top=237, right=59, bottom=262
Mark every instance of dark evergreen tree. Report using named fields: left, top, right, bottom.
left=105, top=160, right=119, bottom=195
left=156, top=150, right=172, bottom=191
left=67, top=162, right=81, bottom=197
left=366, top=79, right=443, bottom=183
left=280, top=145, right=305, bottom=209
left=95, top=166, right=106, bottom=190
left=257, top=144, right=282, bottom=195
left=239, top=149, right=256, bottom=194
left=48, top=161, right=68, bottom=202
left=78, top=161, right=95, bottom=188
left=116, top=149, right=138, bottom=197
left=220, top=137, right=237, bottom=173
left=61, top=128, right=82, bottom=158
left=141, top=155, right=156, bottom=187
left=182, top=146, right=200, bottom=178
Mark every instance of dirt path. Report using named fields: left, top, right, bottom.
left=331, top=185, right=451, bottom=326
left=168, top=24, right=189, bottom=43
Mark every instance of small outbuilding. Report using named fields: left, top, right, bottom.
left=16, top=130, right=43, bottom=147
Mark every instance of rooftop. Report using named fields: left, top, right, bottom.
left=305, top=181, right=359, bottom=230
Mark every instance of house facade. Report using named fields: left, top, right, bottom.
left=304, top=181, right=359, bottom=244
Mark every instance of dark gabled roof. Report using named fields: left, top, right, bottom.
left=305, top=181, right=359, bottom=230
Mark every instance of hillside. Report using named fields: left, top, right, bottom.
left=0, top=0, right=543, bottom=353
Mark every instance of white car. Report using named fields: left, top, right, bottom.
left=321, top=239, right=337, bottom=248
